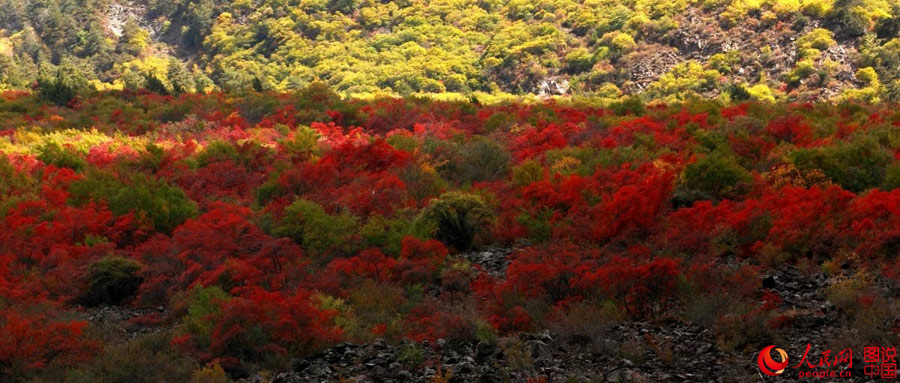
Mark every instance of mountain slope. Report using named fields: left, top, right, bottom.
left=0, top=0, right=898, bottom=101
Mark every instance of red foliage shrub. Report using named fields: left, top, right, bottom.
left=327, top=248, right=397, bottom=284
left=194, top=287, right=341, bottom=367
left=7, top=93, right=900, bottom=377
left=135, top=205, right=306, bottom=305
left=574, top=256, right=681, bottom=318
left=766, top=115, right=813, bottom=147
left=0, top=309, right=97, bottom=377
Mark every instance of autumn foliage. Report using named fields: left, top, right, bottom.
left=2, top=89, right=900, bottom=379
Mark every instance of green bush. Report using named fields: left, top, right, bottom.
left=398, top=164, right=447, bottom=206
left=681, top=153, right=751, bottom=201
left=66, top=332, right=197, bottom=383
left=420, top=191, right=492, bottom=251
left=861, top=37, right=900, bottom=101
left=452, top=137, right=512, bottom=184
left=725, top=83, right=751, bottom=102
left=273, top=198, right=359, bottom=259
left=183, top=285, right=230, bottom=350
left=512, top=159, right=544, bottom=186
left=796, top=28, right=835, bottom=56
left=190, top=364, right=227, bottom=383
left=37, top=72, right=78, bottom=107
left=83, top=257, right=143, bottom=306
left=196, top=140, right=241, bottom=167
left=138, top=144, right=166, bottom=172
left=143, top=74, right=170, bottom=95
left=0, top=156, right=38, bottom=217
left=37, top=142, right=88, bottom=171
left=883, top=164, right=900, bottom=191
left=69, top=171, right=199, bottom=233
left=360, top=214, right=431, bottom=256
left=281, top=126, right=322, bottom=159
left=875, top=5, right=900, bottom=39
left=564, top=48, right=596, bottom=74
left=609, top=96, right=645, bottom=116
left=791, top=138, right=892, bottom=192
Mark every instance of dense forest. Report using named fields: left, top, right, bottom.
left=0, top=0, right=899, bottom=101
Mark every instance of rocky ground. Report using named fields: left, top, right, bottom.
left=235, top=250, right=892, bottom=383
left=77, top=305, right=168, bottom=341
left=618, top=7, right=862, bottom=99
left=78, top=248, right=892, bottom=382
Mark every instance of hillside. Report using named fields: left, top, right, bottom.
left=4, top=2, right=900, bottom=382
left=2, top=89, right=900, bottom=381
left=0, top=0, right=898, bottom=101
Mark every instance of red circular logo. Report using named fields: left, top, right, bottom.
left=758, top=345, right=789, bottom=376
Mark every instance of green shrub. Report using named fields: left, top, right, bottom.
left=273, top=198, right=359, bottom=259
left=482, top=112, right=517, bottom=133
left=37, top=72, right=78, bottom=107
left=796, top=28, right=835, bottom=57
left=280, top=125, right=322, bottom=159
left=609, top=96, right=645, bottom=116
left=512, top=159, right=544, bottom=186
left=139, top=144, right=166, bottom=172
left=544, top=146, right=609, bottom=175
left=516, top=208, right=553, bottom=244
left=601, top=31, right=636, bottom=54
left=196, top=140, right=240, bottom=167
left=786, top=58, right=816, bottom=87
left=646, top=61, right=720, bottom=101
left=68, top=332, right=197, bottom=383
left=37, top=142, right=88, bottom=171
left=883, top=164, right=900, bottom=190
left=83, top=257, right=143, bottom=306
left=0, top=156, right=38, bottom=217
left=564, top=48, right=596, bottom=74
left=143, top=74, right=170, bottom=95
left=359, top=214, right=431, bottom=256
left=420, top=191, right=492, bottom=251
left=398, top=164, right=447, bottom=206
left=681, top=153, right=752, bottom=200
left=386, top=133, right=419, bottom=153
left=190, top=364, right=227, bottom=383
left=725, top=83, right=751, bottom=102
left=69, top=171, right=199, bottom=233
left=875, top=6, right=900, bottom=39
left=452, top=137, right=512, bottom=184
left=748, top=83, right=777, bottom=102
left=861, top=37, right=900, bottom=101
left=183, top=285, right=230, bottom=349
left=791, top=138, right=892, bottom=192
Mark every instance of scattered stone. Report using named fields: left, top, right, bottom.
left=242, top=257, right=880, bottom=383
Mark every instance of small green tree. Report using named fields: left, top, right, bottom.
left=183, top=285, right=230, bottom=349
left=882, top=164, right=900, bottom=191
left=168, top=59, right=195, bottom=94
left=453, top=137, right=512, bottom=184
left=273, top=198, right=358, bottom=259
left=83, top=257, right=143, bottom=306
left=682, top=153, right=751, bottom=201
left=37, top=142, right=87, bottom=171
left=420, top=191, right=492, bottom=251
left=791, top=138, right=892, bottom=193
left=144, top=74, right=170, bottom=95
left=69, top=172, right=198, bottom=233
left=37, top=71, right=77, bottom=107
